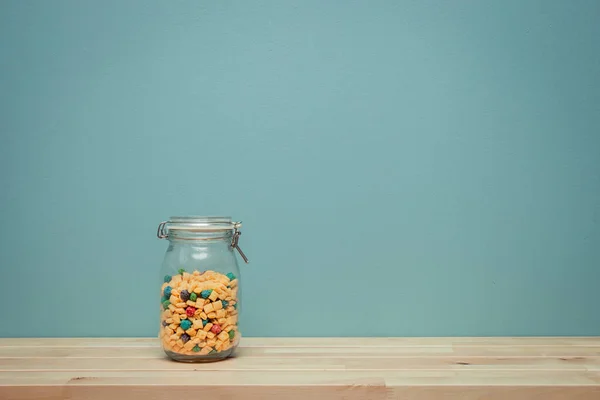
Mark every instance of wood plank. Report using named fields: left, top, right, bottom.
left=1, top=369, right=599, bottom=385
left=1, top=355, right=599, bottom=371
left=2, top=345, right=599, bottom=358
left=2, top=337, right=600, bottom=347
left=3, top=384, right=599, bottom=400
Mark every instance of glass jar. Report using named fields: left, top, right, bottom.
left=156, top=216, right=249, bottom=362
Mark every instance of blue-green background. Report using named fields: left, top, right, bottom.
left=1, top=0, right=599, bottom=337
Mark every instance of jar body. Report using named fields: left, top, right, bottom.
left=159, top=233, right=241, bottom=362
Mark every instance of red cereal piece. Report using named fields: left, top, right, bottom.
left=186, top=306, right=196, bottom=317
left=211, top=324, right=222, bottom=334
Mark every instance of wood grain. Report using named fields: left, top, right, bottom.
left=1, top=337, right=599, bottom=399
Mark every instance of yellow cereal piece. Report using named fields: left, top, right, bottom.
left=171, top=275, right=182, bottom=283
left=176, top=327, right=184, bottom=335
left=229, top=279, right=238, bottom=288
left=203, top=322, right=213, bottom=332
left=169, top=323, right=178, bottom=331
left=193, top=287, right=202, bottom=294
left=208, top=312, right=217, bottom=319
left=222, top=341, right=231, bottom=351
left=168, top=304, right=176, bottom=312
left=206, top=331, right=215, bottom=339
left=215, top=340, right=223, bottom=351
left=225, top=325, right=233, bottom=332
left=216, top=309, right=226, bottom=318
left=200, top=346, right=212, bottom=355
left=170, top=334, right=179, bottom=341
left=186, top=328, right=197, bottom=337
left=193, top=270, right=201, bottom=276
left=208, top=290, right=219, bottom=301
left=200, top=312, right=207, bottom=320
left=218, top=318, right=227, bottom=325
left=192, top=319, right=203, bottom=330
left=176, top=302, right=187, bottom=308
left=169, top=295, right=178, bottom=304
left=166, top=318, right=173, bottom=324
left=195, top=299, right=205, bottom=308
left=172, top=314, right=180, bottom=324
left=186, top=300, right=196, bottom=307
left=218, top=331, right=229, bottom=342
left=175, top=307, right=185, bottom=314
left=196, top=330, right=207, bottom=340
left=165, top=327, right=174, bottom=336
left=207, top=338, right=217, bottom=347
left=184, top=340, right=196, bottom=350
left=182, top=272, right=191, bottom=281
left=162, top=309, right=172, bottom=318
left=212, top=300, right=222, bottom=311
left=203, top=303, right=214, bottom=313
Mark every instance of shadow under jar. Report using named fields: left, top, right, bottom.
left=156, top=216, right=249, bottom=362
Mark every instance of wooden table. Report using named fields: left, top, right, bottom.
left=1, top=337, right=599, bottom=399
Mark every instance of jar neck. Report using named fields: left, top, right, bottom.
left=167, top=230, right=233, bottom=243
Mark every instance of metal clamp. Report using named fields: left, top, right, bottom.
left=231, top=223, right=249, bottom=264
left=157, top=221, right=168, bottom=239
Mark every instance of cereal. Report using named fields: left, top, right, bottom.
left=160, top=269, right=240, bottom=360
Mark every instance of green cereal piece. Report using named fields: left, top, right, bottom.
left=209, top=349, right=216, bottom=354
left=162, top=300, right=170, bottom=310
left=228, top=330, right=235, bottom=340
left=192, top=345, right=200, bottom=352
left=178, top=268, right=186, bottom=275
left=190, top=292, right=197, bottom=302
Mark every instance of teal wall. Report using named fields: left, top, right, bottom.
left=1, top=0, right=599, bottom=337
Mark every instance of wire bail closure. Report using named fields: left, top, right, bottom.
left=231, top=223, right=249, bottom=264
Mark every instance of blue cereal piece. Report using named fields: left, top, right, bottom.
left=222, top=300, right=229, bottom=309
left=180, top=319, right=192, bottom=330
left=233, top=303, right=237, bottom=310
left=163, top=286, right=172, bottom=297
left=163, top=275, right=171, bottom=283
left=200, top=289, right=213, bottom=299
left=226, top=272, right=236, bottom=281
left=202, top=319, right=208, bottom=327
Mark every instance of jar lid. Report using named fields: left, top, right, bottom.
left=162, top=216, right=240, bottom=232
left=157, top=216, right=249, bottom=263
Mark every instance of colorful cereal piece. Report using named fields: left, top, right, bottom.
left=178, top=268, right=186, bottom=275
left=190, top=292, right=197, bottom=302
left=180, top=319, right=192, bottom=330
left=162, top=300, right=170, bottom=310
left=164, top=275, right=172, bottom=283
left=211, top=324, right=222, bottom=334
left=226, top=272, right=236, bottom=280
left=181, top=333, right=190, bottom=343
left=200, top=289, right=212, bottom=299
left=222, top=300, right=229, bottom=308
left=193, top=345, right=201, bottom=352
left=180, top=290, right=190, bottom=302
left=186, top=306, right=196, bottom=317
left=202, top=319, right=209, bottom=327
left=229, top=330, right=235, bottom=340
left=163, top=286, right=172, bottom=297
